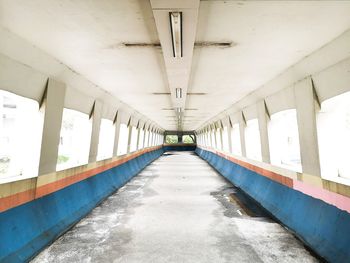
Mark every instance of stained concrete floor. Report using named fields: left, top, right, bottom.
left=32, top=152, right=319, bottom=263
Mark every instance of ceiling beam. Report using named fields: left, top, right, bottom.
left=150, top=0, right=200, bottom=130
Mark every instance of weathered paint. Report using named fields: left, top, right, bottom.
left=1, top=145, right=350, bottom=262
left=293, top=179, right=350, bottom=214
left=0, top=147, right=162, bottom=213
left=0, top=147, right=164, bottom=263
left=32, top=151, right=317, bottom=263
left=203, top=146, right=350, bottom=212
left=196, top=146, right=350, bottom=263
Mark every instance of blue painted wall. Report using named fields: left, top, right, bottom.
left=195, top=147, right=350, bottom=263
left=2, top=147, right=349, bottom=262
left=0, top=148, right=164, bottom=263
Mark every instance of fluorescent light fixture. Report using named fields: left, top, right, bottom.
left=175, top=88, right=182, bottom=98
left=169, top=12, right=182, bottom=58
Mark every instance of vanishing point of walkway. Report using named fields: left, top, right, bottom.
left=32, top=152, right=318, bottom=263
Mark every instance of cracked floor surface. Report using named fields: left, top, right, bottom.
left=32, top=151, right=318, bottom=263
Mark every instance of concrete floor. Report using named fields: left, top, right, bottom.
left=32, top=152, right=318, bottom=263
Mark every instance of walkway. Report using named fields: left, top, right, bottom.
left=32, top=152, right=318, bottom=263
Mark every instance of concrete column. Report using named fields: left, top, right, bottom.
left=219, top=128, right=224, bottom=150
left=213, top=129, right=218, bottom=148
left=147, top=129, right=151, bottom=147
left=209, top=131, right=212, bottom=146
left=155, top=133, right=158, bottom=146
left=126, top=125, right=133, bottom=153
left=227, top=125, right=233, bottom=153
left=207, top=131, right=211, bottom=147
left=257, top=100, right=271, bottom=163
left=209, top=130, right=213, bottom=147
left=136, top=128, right=141, bottom=150
left=149, top=131, right=153, bottom=146
left=112, top=116, right=121, bottom=156
left=88, top=100, right=102, bottom=163
left=295, top=78, right=321, bottom=176
left=144, top=130, right=147, bottom=147
left=142, top=129, right=147, bottom=148
left=239, top=112, right=247, bottom=157
left=38, top=78, right=66, bottom=175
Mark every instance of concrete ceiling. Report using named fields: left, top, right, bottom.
left=1, top=0, right=350, bottom=131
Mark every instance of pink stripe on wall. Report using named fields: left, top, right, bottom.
left=199, top=146, right=350, bottom=214
left=293, top=179, right=350, bottom=214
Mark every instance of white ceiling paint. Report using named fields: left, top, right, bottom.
left=201, top=28, right=350, bottom=128
left=0, top=0, right=176, bottom=129
left=186, top=0, right=350, bottom=130
left=0, top=0, right=350, bottom=131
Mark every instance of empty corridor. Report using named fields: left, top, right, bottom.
left=32, top=152, right=318, bottom=263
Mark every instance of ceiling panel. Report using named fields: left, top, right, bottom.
left=1, top=0, right=350, bottom=131
left=188, top=0, right=350, bottom=129
left=0, top=0, right=174, bottom=129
